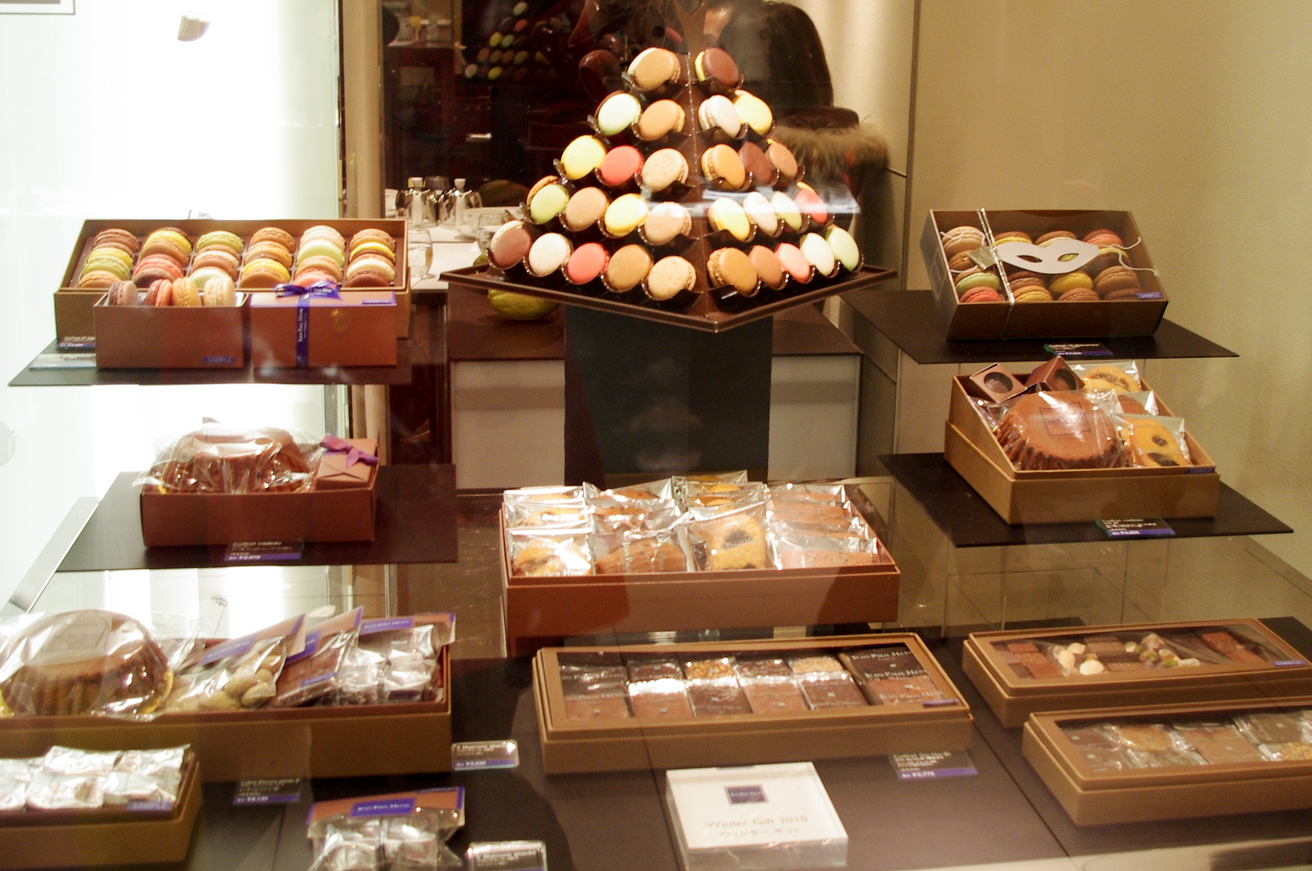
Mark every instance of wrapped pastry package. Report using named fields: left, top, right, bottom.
left=164, top=615, right=304, bottom=713
left=136, top=422, right=323, bottom=494
left=589, top=530, right=690, bottom=574
left=272, top=608, right=364, bottom=709
left=994, top=389, right=1128, bottom=470
left=336, top=613, right=454, bottom=706
left=16, top=745, right=189, bottom=812
left=307, top=787, right=465, bottom=871
left=684, top=501, right=771, bottom=571
left=507, top=529, right=593, bottom=577
left=1117, top=413, right=1193, bottom=468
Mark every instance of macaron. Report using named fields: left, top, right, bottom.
left=349, top=228, right=396, bottom=258
left=991, top=230, right=1032, bottom=246
left=738, top=141, right=776, bottom=186
left=954, top=270, right=1001, bottom=297
left=144, top=278, right=173, bottom=306
left=1082, top=229, right=1124, bottom=248
left=948, top=251, right=981, bottom=275
left=77, top=269, right=122, bottom=288
left=800, top=232, right=838, bottom=278
left=82, top=248, right=134, bottom=280
left=1104, top=284, right=1147, bottom=301
left=640, top=148, right=689, bottom=192
left=344, top=253, right=397, bottom=287
left=708, top=197, right=752, bottom=242
left=641, top=201, right=692, bottom=246
left=960, top=287, right=1004, bottom=303
left=793, top=183, right=829, bottom=226
left=171, top=276, right=201, bottom=307
left=941, top=225, right=986, bottom=257
left=748, top=245, right=786, bottom=291
left=297, top=236, right=346, bottom=266
left=1057, top=287, right=1100, bottom=302
left=700, top=143, right=747, bottom=190
left=195, top=230, right=244, bottom=258
left=132, top=253, right=186, bottom=286
left=1093, top=264, right=1140, bottom=298
left=697, top=94, right=743, bottom=139
left=293, top=254, right=344, bottom=283
left=595, top=91, right=642, bottom=137
left=565, top=242, right=609, bottom=285
left=771, top=191, right=803, bottom=232
left=237, top=257, right=291, bottom=288
left=140, top=228, right=192, bottom=264
left=637, top=99, right=686, bottom=141
left=626, top=47, right=681, bottom=92
left=826, top=226, right=862, bottom=272
left=201, top=275, right=237, bottom=307
left=527, top=177, right=571, bottom=223
left=300, top=224, right=346, bottom=251
left=707, top=247, right=757, bottom=295
left=106, top=280, right=139, bottom=306
left=742, top=191, right=778, bottom=237
left=562, top=187, right=610, bottom=233
left=244, top=239, right=294, bottom=268
left=693, top=47, right=742, bottom=90
left=487, top=220, right=534, bottom=270
left=765, top=139, right=799, bottom=184
left=645, top=255, right=697, bottom=301
left=603, top=193, right=649, bottom=237
left=526, top=232, right=573, bottom=277
left=1085, top=246, right=1127, bottom=277
left=733, top=90, right=773, bottom=136
left=1012, top=285, right=1054, bottom=302
left=1049, top=271, right=1094, bottom=295
left=250, top=227, right=295, bottom=250
left=599, top=145, right=644, bottom=189
left=1006, top=270, right=1048, bottom=294
left=559, top=135, right=608, bottom=181
left=348, top=238, right=397, bottom=264
left=1036, top=229, right=1077, bottom=246
left=191, top=248, right=241, bottom=280
left=603, top=243, right=653, bottom=293
left=774, top=242, right=812, bottom=284
left=91, top=228, right=140, bottom=255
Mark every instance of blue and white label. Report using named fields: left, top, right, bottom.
left=452, top=740, right=520, bottom=771
left=1043, top=342, right=1112, bottom=359
left=234, top=778, right=303, bottom=806
left=891, top=751, right=977, bottom=781
left=225, top=541, right=304, bottom=563
left=1097, top=518, right=1175, bottom=538
left=725, top=785, right=767, bottom=805
left=351, top=798, right=416, bottom=818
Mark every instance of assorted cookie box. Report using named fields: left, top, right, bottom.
left=921, top=209, right=1167, bottom=339
left=944, top=361, right=1220, bottom=523
left=963, top=619, right=1312, bottom=727
left=532, top=634, right=972, bottom=773
left=55, top=218, right=412, bottom=348
left=1022, top=697, right=1312, bottom=824
left=497, top=475, right=900, bottom=655
left=444, top=43, right=892, bottom=333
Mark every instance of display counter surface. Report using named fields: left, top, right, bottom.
left=882, top=452, right=1291, bottom=547
left=845, top=287, right=1237, bottom=365
left=152, top=621, right=1312, bottom=871
left=55, top=464, right=458, bottom=572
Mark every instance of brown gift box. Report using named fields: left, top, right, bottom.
left=944, top=373, right=1220, bottom=524
left=1023, top=357, right=1082, bottom=392
left=93, top=294, right=247, bottom=369
left=0, top=753, right=202, bottom=869
left=962, top=619, right=1312, bottom=727
left=922, top=209, right=1168, bottom=340
left=0, top=642, right=451, bottom=782
left=249, top=290, right=398, bottom=368
left=314, top=438, right=380, bottom=490
left=964, top=363, right=1027, bottom=402
left=533, top=634, right=973, bottom=774
left=1022, top=697, right=1312, bottom=825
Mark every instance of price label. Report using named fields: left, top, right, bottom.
left=234, top=777, right=303, bottom=806
left=1097, top=518, right=1175, bottom=539
left=1044, top=342, right=1113, bottom=359
left=452, top=740, right=520, bottom=771
left=30, top=353, right=96, bottom=369
left=225, top=541, right=304, bottom=563
left=467, top=841, right=548, bottom=871
left=890, top=750, right=977, bottom=781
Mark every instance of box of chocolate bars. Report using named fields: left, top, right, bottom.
left=964, top=619, right=1312, bottom=727
left=498, top=479, right=900, bottom=656
left=945, top=371, right=1220, bottom=524
left=1022, top=697, right=1312, bottom=825
left=532, top=634, right=973, bottom=774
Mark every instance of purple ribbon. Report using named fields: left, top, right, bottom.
left=321, top=435, right=378, bottom=469
left=276, top=282, right=342, bottom=367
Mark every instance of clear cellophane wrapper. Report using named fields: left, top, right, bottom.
left=589, top=529, right=691, bottom=574
left=20, top=745, right=187, bottom=811
left=163, top=616, right=302, bottom=712
left=308, top=802, right=464, bottom=871
left=669, top=471, right=747, bottom=507
left=336, top=616, right=454, bottom=706
left=1108, top=721, right=1207, bottom=768
left=681, top=479, right=768, bottom=513
left=1070, top=360, right=1144, bottom=394
left=684, top=500, right=772, bottom=571
left=585, top=493, right=681, bottom=536
left=0, top=610, right=198, bottom=720
left=771, top=533, right=886, bottom=569
left=1114, top=413, right=1193, bottom=468
left=507, top=528, right=593, bottom=577
left=272, top=609, right=364, bottom=709
left=994, top=389, right=1128, bottom=470
left=135, top=422, right=323, bottom=494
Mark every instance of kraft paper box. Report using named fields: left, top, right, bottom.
left=313, top=438, right=380, bottom=490
left=1022, top=697, right=1312, bottom=825
left=56, top=218, right=411, bottom=342
left=94, top=294, right=247, bottom=369
left=963, top=618, right=1312, bottom=727
left=944, top=373, right=1220, bottom=524
left=922, top=209, right=1168, bottom=340
left=250, top=290, right=397, bottom=368
left=0, top=752, right=201, bottom=869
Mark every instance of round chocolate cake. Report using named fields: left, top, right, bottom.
left=995, top=391, right=1126, bottom=470
left=0, top=610, right=171, bottom=716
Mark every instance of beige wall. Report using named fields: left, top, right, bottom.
left=905, top=1, right=1312, bottom=577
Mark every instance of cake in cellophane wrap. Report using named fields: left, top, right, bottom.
left=138, top=423, right=324, bottom=494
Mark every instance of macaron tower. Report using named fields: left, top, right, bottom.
left=477, top=18, right=863, bottom=310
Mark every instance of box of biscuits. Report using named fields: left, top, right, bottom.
left=922, top=209, right=1168, bottom=340
left=497, top=477, right=900, bottom=656
left=944, top=363, right=1220, bottom=523
left=56, top=218, right=411, bottom=347
left=964, top=619, right=1312, bottom=727
left=0, top=745, right=201, bottom=869
left=532, top=633, right=972, bottom=774
left=137, top=426, right=378, bottom=546
left=0, top=610, right=454, bottom=782
left=1022, top=697, right=1312, bottom=825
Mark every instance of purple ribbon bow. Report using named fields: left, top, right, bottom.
left=275, top=282, right=342, bottom=366
left=321, top=435, right=378, bottom=469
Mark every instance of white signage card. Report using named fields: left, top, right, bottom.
left=665, top=762, right=847, bottom=855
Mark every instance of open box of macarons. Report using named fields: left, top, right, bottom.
left=921, top=209, right=1168, bottom=340
left=442, top=42, right=894, bottom=333
left=54, top=218, right=412, bottom=350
